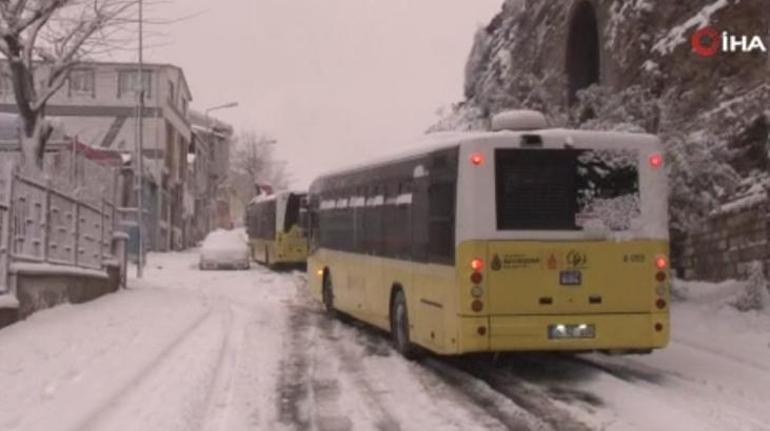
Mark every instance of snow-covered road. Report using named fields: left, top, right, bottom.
left=1, top=251, right=769, bottom=431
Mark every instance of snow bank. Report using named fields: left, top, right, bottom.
left=10, top=262, right=109, bottom=279
left=0, top=294, right=19, bottom=308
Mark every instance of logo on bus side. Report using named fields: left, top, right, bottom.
left=491, top=254, right=502, bottom=271
left=490, top=253, right=540, bottom=270
left=566, top=250, right=588, bottom=269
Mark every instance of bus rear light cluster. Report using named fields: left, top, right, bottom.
left=470, top=272, right=483, bottom=284
left=470, top=258, right=484, bottom=271
left=649, top=153, right=664, bottom=168
left=471, top=300, right=484, bottom=312
left=470, top=153, right=485, bottom=166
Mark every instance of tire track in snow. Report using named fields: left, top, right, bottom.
left=314, top=313, right=401, bottom=431
left=275, top=303, right=316, bottom=430
left=454, top=360, right=594, bottom=431
left=276, top=274, right=400, bottom=431
left=421, top=358, right=551, bottom=431
left=568, top=353, right=770, bottom=431
left=71, top=306, right=216, bottom=431
left=286, top=272, right=581, bottom=431
left=198, top=303, right=244, bottom=431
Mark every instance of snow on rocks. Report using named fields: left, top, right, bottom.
left=651, top=0, right=730, bottom=55
left=730, top=261, right=770, bottom=312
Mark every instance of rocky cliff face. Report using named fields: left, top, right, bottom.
left=434, top=0, right=769, bottom=234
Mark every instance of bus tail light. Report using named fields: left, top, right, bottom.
left=656, top=298, right=667, bottom=310
left=655, top=271, right=666, bottom=282
left=471, top=258, right=484, bottom=271
left=654, top=322, right=664, bottom=332
left=649, top=153, right=663, bottom=168
left=471, top=286, right=484, bottom=298
left=471, top=300, right=484, bottom=312
left=470, top=153, right=485, bottom=166
left=655, top=256, right=668, bottom=270
left=470, top=272, right=483, bottom=284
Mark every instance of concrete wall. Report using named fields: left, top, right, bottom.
left=680, top=200, right=770, bottom=281
left=7, top=264, right=120, bottom=323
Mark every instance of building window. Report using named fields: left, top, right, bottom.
left=168, top=80, right=175, bottom=104
left=0, top=75, right=10, bottom=96
left=118, top=70, right=152, bottom=98
left=69, top=69, right=95, bottom=97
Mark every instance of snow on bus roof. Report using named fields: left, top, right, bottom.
left=248, top=190, right=307, bottom=206
left=312, top=131, right=488, bottom=181
left=313, top=128, right=659, bottom=182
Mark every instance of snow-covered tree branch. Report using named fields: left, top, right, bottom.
left=0, top=0, right=137, bottom=174
left=229, top=131, right=290, bottom=205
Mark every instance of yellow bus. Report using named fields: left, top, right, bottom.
left=245, top=191, right=308, bottom=267
left=307, top=111, right=670, bottom=358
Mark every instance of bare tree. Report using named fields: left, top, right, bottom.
left=229, top=131, right=290, bottom=205
left=0, top=0, right=136, bottom=173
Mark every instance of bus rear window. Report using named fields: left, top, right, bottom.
left=495, top=148, right=640, bottom=231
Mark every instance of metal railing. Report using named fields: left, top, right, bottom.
left=0, top=162, right=117, bottom=293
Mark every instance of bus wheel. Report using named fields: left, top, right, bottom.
left=322, top=272, right=336, bottom=315
left=391, top=290, right=419, bottom=359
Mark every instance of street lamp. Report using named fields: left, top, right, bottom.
left=204, top=101, right=238, bottom=142
left=205, top=102, right=239, bottom=115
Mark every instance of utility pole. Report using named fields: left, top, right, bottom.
left=136, top=0, right=145, bottom=278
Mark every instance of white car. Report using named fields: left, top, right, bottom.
left=199, top=228, right=250, bottom=270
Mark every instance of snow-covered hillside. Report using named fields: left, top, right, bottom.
left=432, top=0, right=769, bottom=238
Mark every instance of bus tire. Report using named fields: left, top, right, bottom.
left=391, top=289, right=419, bottom=359
left=322, top=271, right=336, bottom=316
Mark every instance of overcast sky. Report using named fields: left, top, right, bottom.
left=141, top=0, right=502, bottom=188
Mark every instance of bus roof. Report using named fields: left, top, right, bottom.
left=313, top=128, right=660, bottom=182
left=248, top=190, right=307, bottom=206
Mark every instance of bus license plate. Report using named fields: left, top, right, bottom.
left=559, top=270, right=582, bottom=285
left=548, top=324, right=596, bottom=339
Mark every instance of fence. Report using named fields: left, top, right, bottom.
left=0, top=161, right=116, bottom=294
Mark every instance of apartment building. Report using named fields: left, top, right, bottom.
left=0, top=61, right=193, bottom=251
left=187, top=109, right=234, bottom=243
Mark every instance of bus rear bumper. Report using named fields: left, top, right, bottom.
left=458, top=312, right=669, bottom=354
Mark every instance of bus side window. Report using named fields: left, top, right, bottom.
left=427, top=181, right=456, bottom=265
left=383, top=181, right=398, bottom=258
left=353, top=186, right=366, bottom=253
left=365, top=185, right=383, bottom=255
left=307, top=196, right=319, bottom=251
left=411, top=176, right=429, bottom=262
